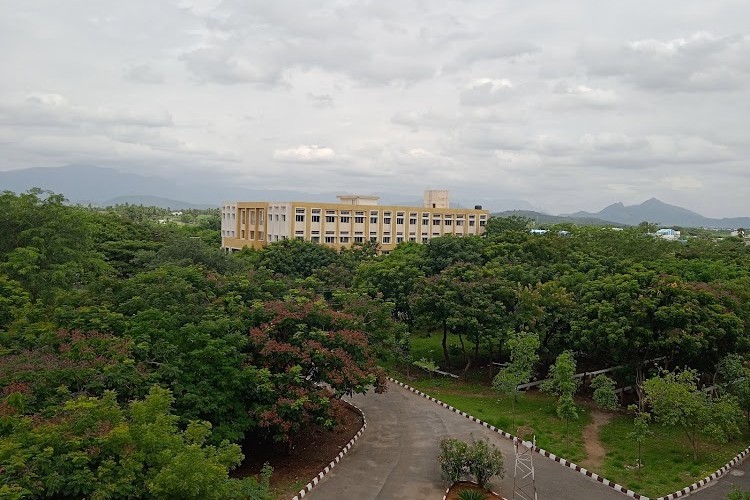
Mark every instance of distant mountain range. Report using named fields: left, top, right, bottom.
left=564, top=198, right=750, bottom=229
left=494, top=210, right=623, bottom=227
left=1, top=165, right=747, bottom=228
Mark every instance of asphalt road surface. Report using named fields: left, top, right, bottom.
left=308, top=380, right=627, bottom=499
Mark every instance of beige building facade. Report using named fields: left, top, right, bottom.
left=221, top=191, right=489, bottom=253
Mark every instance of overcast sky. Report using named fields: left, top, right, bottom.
left=1, top=0, right=749, bottom=216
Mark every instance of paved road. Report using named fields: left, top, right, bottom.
left=309, top=381, right=626, bottom=499
left=688, top=458, right=750, bottom=499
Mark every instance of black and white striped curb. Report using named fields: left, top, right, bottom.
left=387, top=377, right=647, bottom=499
left=291, top=401, right=367, bottom=500
left=655, top=446, right=750, bottom=500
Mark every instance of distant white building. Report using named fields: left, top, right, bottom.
left=529, top=229, right=548, bottom=235
left=655, top=228, right=681, bottom=240
left=171, top=211, right=183, bottom=216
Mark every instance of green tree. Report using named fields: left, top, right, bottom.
left=541, top=351, right=580, bottom=449
left=492, top=332, right=540, bottom=430
left=645, top=369, right=742, bottom=462
left=627, top=404, right=652, bottom=478
left=591, top=374, right=618, bottom=411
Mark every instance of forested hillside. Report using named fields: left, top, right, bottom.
left=1, top=190, right=749, bottom=499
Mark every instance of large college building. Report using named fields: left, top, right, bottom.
left=221, top=190, right=490, bottom=253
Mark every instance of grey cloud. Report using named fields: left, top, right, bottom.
left=459, top=78, right=514, bottom=106
left=123, top=64, right=165, bottom=84
left=307, top=93, right=333, bottom=107
left=580, top=32, right=750, bottom=92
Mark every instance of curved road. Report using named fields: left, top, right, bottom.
left=309, top=381, right=626, bottom=499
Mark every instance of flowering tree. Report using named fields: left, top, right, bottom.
left=247, top=300, right=386, bottom=448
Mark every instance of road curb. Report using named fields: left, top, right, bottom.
left=291, top=401, right=367, bottom=500
left=388, top=376, right=646, bottom=499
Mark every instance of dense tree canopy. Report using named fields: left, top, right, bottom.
left=1, top=189, right=749, bottom=497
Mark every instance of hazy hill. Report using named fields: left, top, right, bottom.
left=100, top=196, right=216, bottom=210
left=494, top=210, right=624, bottom=227
left=566, top=198, right=750, bottom=229
left=0, top=164, right=536, bottom=211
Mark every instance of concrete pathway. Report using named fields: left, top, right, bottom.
left=309, top=381, right=626, bottom=499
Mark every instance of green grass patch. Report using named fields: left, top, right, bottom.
left=599, top=416, right=750, bottom=498
left=406, top=376, right=590, bottom=464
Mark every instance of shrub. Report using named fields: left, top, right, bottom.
left=438, top=438, right=504, bottom=488
left=591, top=374, right=618, bottom=410
left=439, top=438, right=470, bottom=483
left=467, top=439, right=504, bottom=488
left=458, top=490, right=487, bottom=500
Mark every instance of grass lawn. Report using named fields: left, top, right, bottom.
left=390, top=336, right=750, bottom=498
left=599, top=416, right=750, bottom=498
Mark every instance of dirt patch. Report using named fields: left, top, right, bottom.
left=581, top=409, right=613, bottom=471
left=232, top=405, right=363, bottom=499
left=446, top=481, right=503, bottom=500
left=445, top=481, right=504, bottom=500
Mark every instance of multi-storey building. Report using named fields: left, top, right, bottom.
left=220, top=190, right=489, bottom=253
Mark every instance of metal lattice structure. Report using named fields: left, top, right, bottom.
left=513, top=435, right=537, bottom=500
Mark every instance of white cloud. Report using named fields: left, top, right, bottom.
left=460, top=78, right=514, bottom=106
left=662, top=175, right=704, bottom=190
left=273, top=145, right=337, bottom=163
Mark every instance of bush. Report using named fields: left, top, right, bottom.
left=467, top=439, right=504, bottom=488
left=438, top=438, right=504, bottom=488
left=458, top=490, right=487, bottom=500
left=591, top=374, right=618, bottom=410
left=439, top=438, right=470, bottom=483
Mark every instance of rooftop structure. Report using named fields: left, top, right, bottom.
left=221, top=190, right=489, bottom=254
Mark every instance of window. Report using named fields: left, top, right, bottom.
left=370, top=216, right=378, bottom=224
left=249, top=210, right=256, bottom=224
left=311, top=236, right=320, bottom=243
left=274, top=214, right=279, bottom=221
left=355, top=216, right=365, bottom=223
left=422, top=219, right=429, bottom=225
left=396, top=217, right=404, bottom=224
left=259, top=231, right=264, bottom=240
left=296, top=214, right=305, bottom=222
left=354, top=236, right=364, bottom=243
left=296, top=236, right=304, bottom=240
left=250, top=231, right=255, bottom=240
left=396, top=237, right=404, bottom=243
left=409, top=237, right=416, bottom=242
left=282, top=214, right=286, bottom=221
left=480, top=220, right=486, bottom=227
left=340, top=236, right=350, bottom=243
left=456, top=220, right=464, bottom=226
left=410, top=218, right=417, bottom=225
left=340, top=216, right=350, bottom=223
left=382, top=237, right=391, bottom=244
left=325, top=236, right=336, bottom=243
left=258, top=210, right=264, bottom=223
left=445, top=219, right=452, bottom=226
left=422, top=237, right=428, bottom=243
left=326, top=216, right=335, bottom=223
left=295, top=230, right=304, bottom=235
left=240, top=229, right=245, bottom=238
left=240, top=210, right=246, bottom=224
left=370, top=236, right=377, bottom=243
left=312, top=215, right=321, bottom=223
left=433, top=232, right=440, bottom=236
left=469, top=220, right=475, bottom=227
left=383, top=217, right=391, bottom=224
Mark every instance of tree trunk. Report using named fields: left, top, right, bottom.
left=489, top=344, right=494, bottom=382
left=441, top=319, right=449, bottom=365
left=637, top=441, right=642, bottom=478
left=458, top=331, right=467, bottom=363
